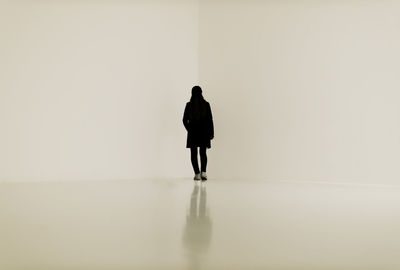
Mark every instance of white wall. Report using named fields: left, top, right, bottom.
left=0, top=1, right=198, bottom=181
left=2, top=1, right=400, bottom=184
left=200, top=1, right=400, bottom=183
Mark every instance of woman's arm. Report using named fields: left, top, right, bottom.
left=208, top=103, right=214, bottom=139
left=183, top=103, right=190, bottom=131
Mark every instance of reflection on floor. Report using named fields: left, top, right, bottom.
left=183, top=184, right=212, bottom=270
left=1, top=178, right=400, bottom=269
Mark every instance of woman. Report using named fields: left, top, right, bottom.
left=183, top=86, right=214, bottom=181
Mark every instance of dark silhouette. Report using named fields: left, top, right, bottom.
left=182, top=184, right=212, bottom=270
left=183, top=86, right=214, bottom=181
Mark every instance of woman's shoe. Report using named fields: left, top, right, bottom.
left=201, top=172, right=207, bottom=181
left=194, top=173, right=201, bottom=181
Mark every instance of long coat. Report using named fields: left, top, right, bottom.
left=183, top=101, right=214, bottom=148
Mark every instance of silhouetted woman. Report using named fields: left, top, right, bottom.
left=183, top=86, right=214, bottom=181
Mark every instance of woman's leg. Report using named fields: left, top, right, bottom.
left=199, top=147, right=207, bottom=172
left=190, top=147, right=200, bottom=174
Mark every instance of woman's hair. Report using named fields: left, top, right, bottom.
left=190, top=85, right=204, bottom=102
left=189, top=85, right=207, bottom=120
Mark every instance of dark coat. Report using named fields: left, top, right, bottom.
left=183, top=100, right=214, bottom=148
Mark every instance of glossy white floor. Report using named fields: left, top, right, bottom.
left=1, top=178, right=400, bottom=270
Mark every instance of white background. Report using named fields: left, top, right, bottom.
left=0, top=1, right=198, bottom=181
left=200, top=0, right=400, bottom=183
left=1, top=0, right=400, bottom=183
